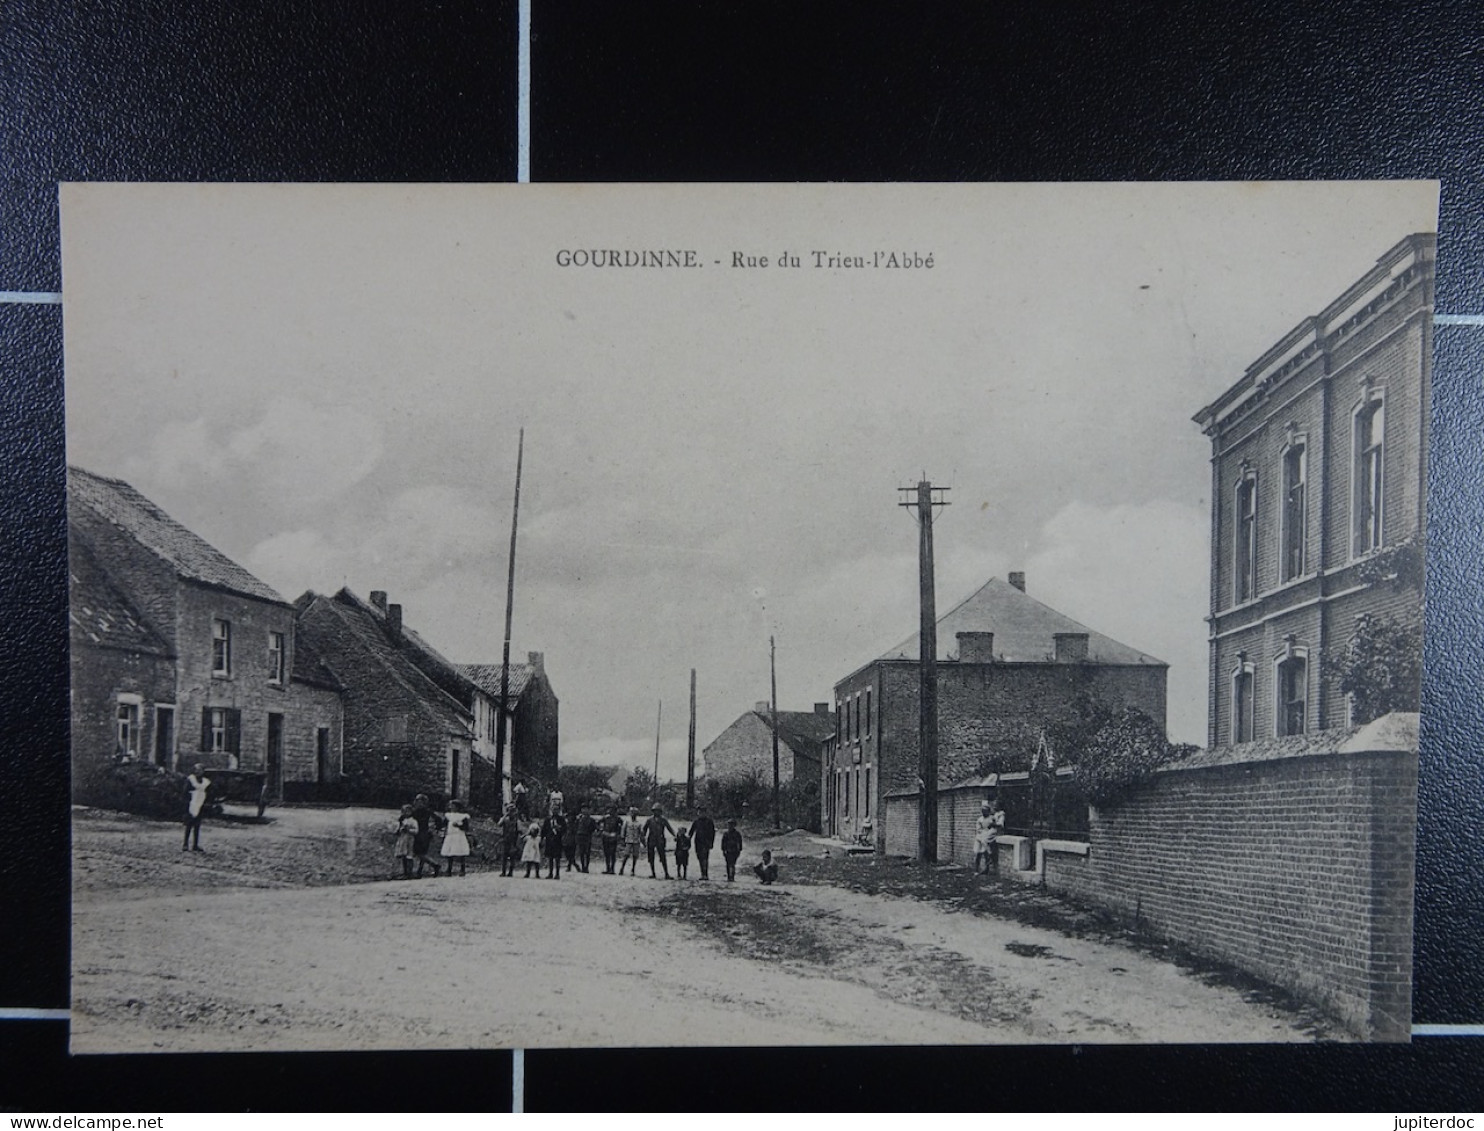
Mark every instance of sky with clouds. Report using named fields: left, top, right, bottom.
left=61, top=182, right=1437, bottom=779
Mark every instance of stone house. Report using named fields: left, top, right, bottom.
left=702, top=702, right=833, bottom=787
left=67, top=466, right=343, bottom=800
left=293, top=588, right=473, bottom=806
left=831, top=572, right=1167, bottom=855
left=457, top=657, right=561, bottom=810
left=1193, top=233, right=1434, bottom=745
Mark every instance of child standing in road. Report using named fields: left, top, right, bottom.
left=394, top=805, right=418, bottom=879
left=721, top=819, right=743, bottom=882
left=441, top=798, right=473, bottom=877
left=521, top=819, right=543, bottom=878
left=673, top=825, right=691, bottom=879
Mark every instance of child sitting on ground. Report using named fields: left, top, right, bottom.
left=753, top=848, right=778, bottom=885
left=394, top=805, right=418, bottom=879
left=673, top=825, right=691, bottom=879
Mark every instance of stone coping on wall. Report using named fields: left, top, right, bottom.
left=1158, top=712, right=1419, bottom=775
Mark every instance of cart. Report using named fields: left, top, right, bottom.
left=206, top=769, right=270, bottom=818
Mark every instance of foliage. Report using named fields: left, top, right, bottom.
left=620, top=766, right=656, bottom=808
left=699, top=771, right=819, bottom=831
left=1070, top=707, right=1196, bottom=807
left=1354, top=537, right=1425, bottom=591
left=557, top=763, right=621, bottom=811
left=75, top=758, right=190, bottom=819
left=1331, top=611, right=1423, bottom=725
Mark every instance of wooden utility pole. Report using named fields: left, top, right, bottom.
left=653, top=699, right=662, bottom=794
left=495, top=427, right=525, bottom=805
left=899, top=478, right=949, bottom=863
left=770, top=635, right=781, bottom=829
left=686, top=668, right=697, bottom=809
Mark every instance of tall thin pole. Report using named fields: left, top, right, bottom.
left=653, top=700, right=663, bottom=793
left=495, top=428, right=524, bottom=805
left=900, top=478, right=949, bottom=863
left=770, top=635, right=781, bottom=829
left=687, top=668, right=697, bottom=809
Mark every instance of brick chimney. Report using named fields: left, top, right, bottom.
left=755, top=700, right=771, bottom=714
left=957, top=631, right=995, bottom=663
left=814, top=702, right=829, bottom=716
left=1054, top=632, right=1088, bottom=662
left=1008, top=571, right=1026, bottom=593
left=386, top=603, right=403, bottom=641
left=527, top=651, right=544, bottom=674
left=369, top=590, right=388, bottom=613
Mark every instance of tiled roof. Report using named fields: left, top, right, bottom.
left=458, top=662, right=534, bottom=704
left=765, top=709, right=834, bottom=754
left=296, top=591, right=471, bottom=736
left=877, top=576, right=1163, bottom=667
left=290, top=631, right=342, bottom=692
left=67, top=466, right=286, bottom=605
left=332, top=588, right=476, bottom=703
left=67, top=532, right=172, bottom=656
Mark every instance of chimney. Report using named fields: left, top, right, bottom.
left=956, top=631, right=995, bottom=663
left=755, top=700, right=771, bottom=714
left=527, top=651, right=544, bottom=674
left=369, top=590, right=388, bottom=613
left=386, top=603, right=403, bottom=641
left=1054, top=632, right=1089, bottom=663
left=1008, top=572, right=1026, bottom=593
left=814, top=702, right=829, bottom=716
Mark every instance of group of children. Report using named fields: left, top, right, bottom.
left=392, top=796, right=776, bottom=885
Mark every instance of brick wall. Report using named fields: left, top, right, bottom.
left=69, top=642, right=176, bottom=785
left=884, top=787, right=995, bottom=863
left=512, top=670, right=559, bottom=787
left=1039, top=720, right=1417, bottom=1041
left=280, top=680, right=342, bottom=791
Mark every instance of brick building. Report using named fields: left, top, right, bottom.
left=827, top=572, right=1167, bottom=853
left=458, top=657, right=561, bottom=809
left=293, top=588, right=473, bottom=806
left=702, top=702, right=833, bottom=786
left=1193, top=233, right=1434, bottom=746
left=67, top=467, right=344, bottom=800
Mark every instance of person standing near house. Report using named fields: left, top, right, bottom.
left=645, top=804, right=676, bottom=879
left=573, top=806, right=598, bottom=873
left=410, top=793, right=446, bottom=878
left=542, top=809, right=567, bottom=879
left=441, top=798, right=474, bottom=877
left=975, top=800, right=1006, bottom=876
left=520, top=818, right=542, bottom=878
left=720, top=819, right=743, bottom=882
left=513, top=780, right=528, bottom=818
left=598, top=804, right=624, bottom=874
left=497, top=803, right=523, bottom=876
left=690, top=807, right=716, bottom=881
left=393, top=805, right=418, bottom=879
left=182, top=763, right=211, bottom=852
left=548, top=786, right=564, bottom=818
left=673, top=825, right=691, bottom=879
left=619, top=806, right=645, bottom=876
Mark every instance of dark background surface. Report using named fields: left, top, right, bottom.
left=3, top=0, right=1482, bottom=1110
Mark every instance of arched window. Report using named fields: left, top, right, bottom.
left=1281, top=434, right=1307, bottom=581
left=1275, top=644, right=1309, bottom=737
left=1234, top=467, right=1258, bottom=603
left=1353, top=392, right=1385, bottom=556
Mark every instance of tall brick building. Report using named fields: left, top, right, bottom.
left=67, top=467, right=343, bottom=800
left=828, top=573, right=1167, bottom=852
left=1193, top=233, right=1434, bottom=747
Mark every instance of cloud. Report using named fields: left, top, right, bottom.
left=245, top=529, right=345, bottom=599
left=227, top=396, right=384, bottom=506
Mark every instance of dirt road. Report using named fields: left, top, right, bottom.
left=71, top=806, right=1337, bottom=1051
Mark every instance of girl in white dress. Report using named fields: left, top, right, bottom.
left=520, top=819, right=543, bottom=877
left=441, top=799, right=473, bottom=876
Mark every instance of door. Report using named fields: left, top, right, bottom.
left=316, top=727, right=330, bottom=784
left=266, top=712, right=284, bottom=799
left=450, top=746, right=462, bottom=801
left=154, top=706, right=175, bottom=767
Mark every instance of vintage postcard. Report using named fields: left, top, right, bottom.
left=62, top=181, right=1438, bottom=1051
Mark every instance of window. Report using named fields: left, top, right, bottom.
left=384, top=714, right=409, bottom=742
left=1281, top=441, right=1307, bottom=580
left=1235, top=473, right=1258, bottom=603
left=200, top=706, right=242, bottom=765
left=1232, top=665, right=1255, bottom=744
left=268, top=631, right=286, bottom=684
left=853, top=696, right=861, bottom=742
left=865, top=689, right=872, bottom=737
left=843, top=768, right=850, bottom=817
left=1354, top=396, right=1385, bottom=555
left=211, top=618, right=232, bottom=676
left=115, top=697, right=141, bottom=758
left=1276, top=652, right=1308, bottom=737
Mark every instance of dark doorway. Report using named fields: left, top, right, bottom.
left=316, top=727, right=331, bottom=784
left=266, top=712, right=284, bottom=799
left=451, top=746, right=462, bottom=801
left=154, top=706, right=174, bottom=767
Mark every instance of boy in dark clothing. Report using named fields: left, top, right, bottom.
left=645, top=805, right=676, bottom=879
left=497, top=803, right=523, bottom=876
left=411, top=793, right=446, bottom=878
left=753, top=849, right=778, bottom=885
left=673, top=826, right=691, bottom=879
left=720, top=820, right=743, bottom=882
left=542, top=812, right=566, bottom=879
left=561, top=812, right=578, bottom=871
left=690, top=808, right=716, bottom=880
left=574, top=808, right=598, bottom=873
left=599, top=805, right=623, bottom=873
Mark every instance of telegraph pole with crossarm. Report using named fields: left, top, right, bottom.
left=899, top=479, right=949, bottom=863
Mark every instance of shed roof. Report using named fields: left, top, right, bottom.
left=67, top=466, right=286, bottom=605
